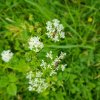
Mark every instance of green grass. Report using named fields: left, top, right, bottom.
left=0, top=0, right=100, bottom=100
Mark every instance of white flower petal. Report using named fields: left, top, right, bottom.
left=1, top=50, right=13, bottom=62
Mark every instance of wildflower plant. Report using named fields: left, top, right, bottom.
left=0, top=0, right=99, bottom=100
left=0, top=18, right=67, bottom=95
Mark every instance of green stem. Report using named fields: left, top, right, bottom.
left=45, top=45, right=94, bottom=49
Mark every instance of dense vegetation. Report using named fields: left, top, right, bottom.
left=0, top=0, right=100, bottom=100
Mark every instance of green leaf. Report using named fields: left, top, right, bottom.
left=8, top=73, right=17, bottom=83
left=0, top=76, right=9, bottom=88
left=7, top=83, right=17, bottom=96
left=58, top=72, right=63, bottom=81
left=46, top=45, right=94, bottom=49
left=14, top=59, right=30, bottom=73
left=55, top=91, right=65, bottom=100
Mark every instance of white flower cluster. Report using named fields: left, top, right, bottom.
left=1, top=18, right=67, bottom=94
left=28, top=36, right=44, bottom=52
left=1, top=50, right=13, bottom=62
left=46, top=51, right=53, bottom=59
left=52, top=52, right=67, bottom=71
left=46, top=19, right=65, bottom=42
left=40, top=51, right=67, bottom=76
left=26, top=51, right=67, bottom=93
left=26, top=71, right=49, bottom=93
left=1, top=19, right=65, bottom=63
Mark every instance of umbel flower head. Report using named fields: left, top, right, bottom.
left=26, top=51, right=67, bottom=93
left=41, top=51, right=67, bottom=74
left=26, top=71, right=49, bottom=93
left=1, top=50, right=13, bottom=62
left=28, top=36, right=44, bottom=52
left=46, top=19, right=65, bottom=42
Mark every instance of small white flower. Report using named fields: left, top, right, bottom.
left=1, top=50, right=13, bottom=62
left=53, top=19, right=60, bottom=27
left=46, top=51, right=53, bottom=59
left=50, top=70, right=57, bottom=76
left=34, top=78, right=39, bottom=84
left=57, top=24, right=64, bottom=32
left=46, top=21, right=52, bottom=26
left=37, top=86, right=42, bottom=93
left=36, top=71, right=43, bottom=77
left=28, top=36, right=44, bottom=52
left=29, top=80, right=33, bottom=85
left=55, top=66, right=60, bottom=71
left=42, top=82, right=49, bottom=90
left=52, top=57, right=60, bottom=66
left=40, top=60, right=47, bottom=69
left=26, top=71, right=33, bottom=80
left=53, top=35, right=59, bottom=42
left=46, top=21, right=53, bottom=32
left=59, top=52, right=66, bottom=60
left=46, top=32, right=51, bottom=38
left=33, top=82, right=38, bottom=87
left=28, top=85, right=33, bottom=91
left=59, top=32, right=65, bottom=38
left=61, top=64, right=67, bottom=71
left=47, top=64, right=52, bottom=69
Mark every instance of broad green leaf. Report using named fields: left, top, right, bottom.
left=8, top=73, right=17, bottom=83
left=0, top=76, right=9, bottom=88
left=7, top=83, right=17, bottom=96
